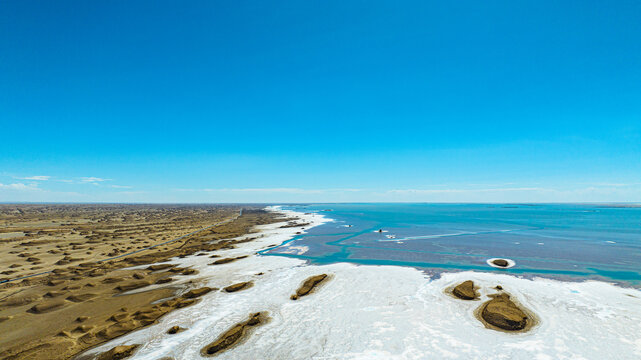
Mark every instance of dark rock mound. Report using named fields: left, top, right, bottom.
left=452, top=280, right=478, bottom=300
left=167, top=325, right=185, bottom=334
left=480, top=293, right=528, bottom=331
left=223, top=281, right=253, bottom=293
left=209, top=255, right=247, bottom=266
left=492, top=259, right=509, bottom=267
left=147, top=264, right=175, bottom=271
left=291, top=274, right=328, bottom=300
left=183, top=287, right=214, bottom=299
left=96, top=344, right=140, bottom=360
left=210, top=258, right=235, bottom=265
left=201, top=312, right=266, bottom=356
left=180, top=269, right=198, bottom=276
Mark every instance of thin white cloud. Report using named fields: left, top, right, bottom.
left=80, top=177, right=110, bottom=183
left=584, top=182, right=641, bottom=187
left=0, top=182, right=41, bottom=191
left=175, top=188, right=363, bottom=194
left=15, top=175, right=50, bottom=181
left=109, top=185, right=133, bottom=189
left=388, top=187, right=548, bottom=194
left=214, top=188, right=322, bottom=194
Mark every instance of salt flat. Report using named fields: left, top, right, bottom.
left=81, top=208, right=641, bottom=360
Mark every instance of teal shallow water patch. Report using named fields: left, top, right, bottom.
left=262, top=204, right=641, bottom=286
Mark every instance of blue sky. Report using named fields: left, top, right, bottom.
left=1, top=1, right=640, bottom=203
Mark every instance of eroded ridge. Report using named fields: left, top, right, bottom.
left=201, top=312, right=268, bottom=356
left=449, top=281, right=535, bottom=332
left=478, top=293, right=530, bottom=331
left=452, top=280, right=479, bottom=300
left=290, top=274, right=328, bottom=300
left=223, top=281, right=253, bottom=293
left=94, top=344, right=139, bottom=360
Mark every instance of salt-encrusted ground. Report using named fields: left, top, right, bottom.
left=80, top=207, right=641, bottom=360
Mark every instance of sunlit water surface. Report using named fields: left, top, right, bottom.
left=263, top=203, right=641, bottom=286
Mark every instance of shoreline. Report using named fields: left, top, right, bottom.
left=79, top=206, right=641, bottom=359
left=264, top=206, right=641, bottom=289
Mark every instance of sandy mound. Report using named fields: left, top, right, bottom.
left=167, top=325, right=185, bottom=334
left=115, top=280, right=151, bottom=292
left=201, top=312, right=267, bottom=356
left=146, top=264, right=175, bottom=271
left=3, top=294, right=41, bottom=306
left=291, top=274, right=328, bottom=300
left=209, top=256, right=243, bottom=265
left=182, top=287, right=214, bottom=299
left=486, top=258, right=516, bottom=269
left=66, top=293, right=97, bottom=302
left=95, top=344, right=139, bottom=360
left=492, top=259, right=508, bottom=267
left=479, top=293, right=529, bottom=331
left=27, top=299, right=66, bottom=314
left=452, top=280, right=479, bottom=300
left=223, top=281, right=253, bottom=293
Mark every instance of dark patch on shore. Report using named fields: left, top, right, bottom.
left=291, top=274, right=328, bottom=300
left=95, top=344, right=139, bottom=360
left=209, top=255, right=247, bottom=266
left=201, top=312, right=268, bottom=356
left=474, top=290, right=537, bottom=332
left=223, top=281, right=253, bottom=293
left=451, top=280, right=479, bottom=300
left=167, top=325, right=185, bottom=334
left=491, top=259, right=509, bottom=267
left=183, top=287, right=215, bottom=299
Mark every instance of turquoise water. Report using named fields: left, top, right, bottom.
left=262, top=204, right=641, bottom=286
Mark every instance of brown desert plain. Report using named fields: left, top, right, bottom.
left=0, top=204, right=280, bottom=360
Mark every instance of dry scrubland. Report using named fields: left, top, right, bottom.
left=0, top=204, right=280, bottom=360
